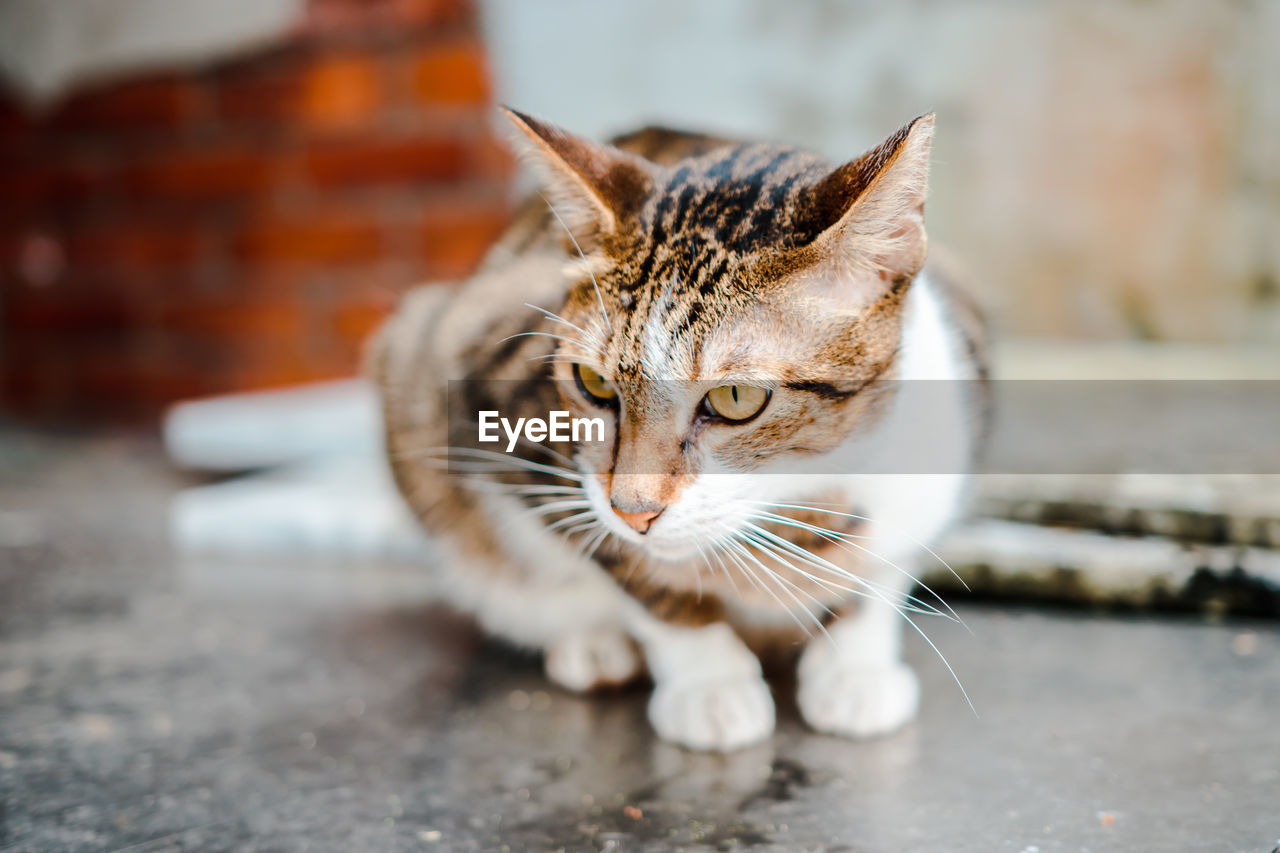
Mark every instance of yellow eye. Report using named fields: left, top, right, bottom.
left=573, top=363, right=618, bottom=406
left=704, top=384, right=770, bottom=423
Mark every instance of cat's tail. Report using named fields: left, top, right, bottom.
left=163, top=379, right=380, bottom=472
left=163, top=380, right=430, bottom=565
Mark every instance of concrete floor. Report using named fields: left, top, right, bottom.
left=1, top=431, right=1278, bottom=852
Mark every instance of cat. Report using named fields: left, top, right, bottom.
left=368, top=108, right=989, bottom=751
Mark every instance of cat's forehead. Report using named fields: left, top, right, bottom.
left=593, top=144, right=834, bottom=347
left=569, top=144, right=868, bottom=380
left=578, top=269, right=830, bottom=384
left=636, top=144, right=833, bottom=256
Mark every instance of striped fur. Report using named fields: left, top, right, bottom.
left=370, top=110, right=989, bottom=750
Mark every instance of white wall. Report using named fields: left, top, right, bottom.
left=0, top=0, right=301, bottom=103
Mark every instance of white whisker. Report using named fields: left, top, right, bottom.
left=542, top=195, right=612, bottom=333
left=449, top=420, right=579, bottom=468
left=523, top=302, right=601, bottom=348
left=545, top=510, right=597, bottom=534
left=499, top=329, right=587, bottom=349
left=711, top=536, right=770, bottom=600
left=729, top=538, right=835, bottom=645
left=708, top=540, right=745, bottom=598
left=739, top=525, right=943, bottom=619
left=716, top=535, right=811, bottom=636
left=580, top=526, right=613, bottom=562
left=452, top=479, right=579, bottom=497
left=396, top=446, right=583, bottom=483
left=746, top=499, right=971, bottom=592
left=697, top=538, right=744, bottom=599
left=746, top=515, right=959, bottom=623
left=735, top=514, right=974, bottom=713
left=526, top=499, right=593, bottom=518
left=745, top=504, right=966, bottom=626
left=718, top=527, right=827, bottom=639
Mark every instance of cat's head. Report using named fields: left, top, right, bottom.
left=505, top=108, right=934, bottom=561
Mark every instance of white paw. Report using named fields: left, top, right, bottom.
left=797, top=657, right=919, bottom=739
left=544, top=629, right=645, bottom=692
left=648, top=677, right=775, bottom=751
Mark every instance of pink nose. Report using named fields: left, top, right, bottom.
left=611, top=506, right=661, bottom=534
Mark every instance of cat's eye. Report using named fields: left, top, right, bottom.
left=573, top=363, right=618, bottom=406
left=703, top=384, right=770, bottom=423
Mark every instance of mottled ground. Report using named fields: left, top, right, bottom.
left=1, top=429, right=1277, bottom=852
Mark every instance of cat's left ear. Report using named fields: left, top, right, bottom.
left=808, top=113, right=934, bottom=281
left=501, top=107, right=658, bottom=240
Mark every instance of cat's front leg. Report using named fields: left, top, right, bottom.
left=797, top=590, right=919, bottom=739
left=544, top=627, right=646, bottom=692
left=628, top=616, right=774, bottom=751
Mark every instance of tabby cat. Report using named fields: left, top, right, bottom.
left=370, top=108, right=988, bottom=751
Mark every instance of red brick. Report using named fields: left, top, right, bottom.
left=228, top=347, right=349, bottom=391
left=333, top=295, right=396, bottom=346
left=0, top=91, right=31, bottom=135
left=303, top=0, right=470, bottom=34
left=395, top=0, right=471, bottom=26
left=219, top=266, right=309, bottom=300
left=161, top=299, right=305, bottom=340
left=305, top=136, right=470, bottom=185
left=49, top=76, right=201, bottom=132
left=5, top=292, right=138, bottom=334
left=0, top=0, right=506, bottom=424
left=420, top=207, right=509, bottom=277
left=216, top=51, right=385, bottom=128
left=2, top=160, right=105, bottom=208
left=74, top=354, right=226, bottom=415
left=77, top=357, right=159, bottom=401
left=467, top=135, right=517, bottom=179
left=0, top=352, right=72, bottom=415
left=412, top=41, right=491, bottom=105
left=3, top=230, right=68, bottom=288
left=236, top=215, right=383, bottom=263
left=216, top=66, right=304, bottom=122
left=124, top=148, right=273, bottom=198
left=302, top=54, right=382, bottom=130
left=68, top=224, right=204, bottom=269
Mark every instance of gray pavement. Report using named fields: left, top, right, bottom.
left=1, top=431, right=1277, bottom=852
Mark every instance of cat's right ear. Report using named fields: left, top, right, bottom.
left=501, top=107, right=657, bottom=239
left=806, top=114, right=935, bottom=281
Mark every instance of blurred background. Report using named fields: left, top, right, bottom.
left=2, top=4, right=1279, bottom=851
left=1, top=0, right=514, bottom=421
left=3, top=0, right=1279, bottom=422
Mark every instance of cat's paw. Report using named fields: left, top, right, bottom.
left=797, top=657, right=919, bottom=739
left=545, top=629, right=645, bottom=692
left=648, top=677, right=775, bottom=751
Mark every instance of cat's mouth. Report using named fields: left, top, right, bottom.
left=582, top=473, right=757, bottom=563
left=628, top=535, right=699, bottom=562
left=596, top=508, right=674, bottom=553
left=586, top=502, right=693, bottom=561
left=593, top=505, right=741, bottom=564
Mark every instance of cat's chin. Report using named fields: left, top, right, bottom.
left=631, top=538, right=702, bottom=564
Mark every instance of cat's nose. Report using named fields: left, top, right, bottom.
left=611, top=505, right=662, bottom=534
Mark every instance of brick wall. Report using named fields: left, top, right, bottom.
left=0, top=0, right=514, bottom=422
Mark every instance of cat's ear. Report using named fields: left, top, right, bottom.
left=808, top=113, right=934, bottom=280
left=501, top=107, right=657, bottom=238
